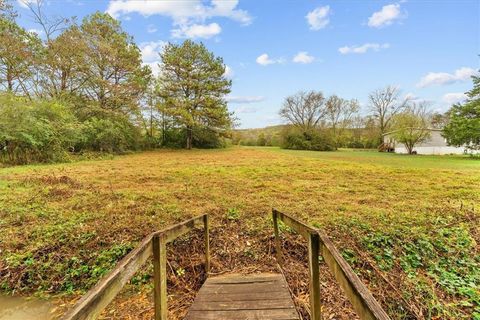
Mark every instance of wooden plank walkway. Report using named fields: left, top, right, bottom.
left=185, top=273, right=300, bottom=320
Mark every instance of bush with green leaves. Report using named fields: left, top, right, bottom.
left=442, top=74, right=480, bottom=153
left=0, top=94, right=79, bottom=164
left=78, top=116, right=142, bottom=153
left=280, top=126, right=335, bottom=151
left=192, top=127, right=227, bottom=149
left=159, top=126, right=227, bottom=149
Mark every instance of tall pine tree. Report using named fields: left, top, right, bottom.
left=157, top=40, right=233, bottom=149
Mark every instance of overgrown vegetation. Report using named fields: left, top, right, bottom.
left=232, top=123, right=380, bottom=149
left=277, top=90, right=370, bottom=151
left=0, top=94, right=78, bottom=164
left=1, top=0, right=476, bottom=165
left=272, top=81, right=479, bottom=154
left=0, top=148, right=478, bottom=319
left=280, top=126, right=335, bottom=151
left=0, top=3, right=234, bottom=165
left=443, top=73, right=480, bottom=153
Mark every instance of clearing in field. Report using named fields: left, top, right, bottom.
left=0, top=147, right=479, bottom=319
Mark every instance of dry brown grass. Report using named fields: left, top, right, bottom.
left=1, top=147, right=479, bottom=319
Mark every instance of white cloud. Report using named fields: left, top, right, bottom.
left=256, top=53, right=284, bottom=66
left=293, top=51, right=315, bottom=64
left=171, top=23, right=221, bottom=39
left=224, top=65, right=234, bottom=79
left=403, top=93, right=430, bottom=104
left=17, top=0, right=35, bottom=9
left=107, top=0, right=251, bottom=40
left=106, top=0, right=251, bottom=24
left=209, top=0, right=251, bottom=25
left=368, top=3, right=404, bottom=28
left=147, top=24, right=157, bottom=33
left=227, top=96, right=265, bottom=103
left=235, top=106, right=257, bottom=114
left=338, top=43, right=390, bottom=54
left=139, top=41, right=165, bottom=76
left=256, top=54, right=274, bottom=66
left=443, top=92, right=467, bottom=104
left=306, top=6, right=330, bottom=30
left=417, top=67, right=477, bottom=88
left=28, top=28, right=44, bottom=35
left=139, top=40, right=165, bottom=63
left=144, top=62, right=161, bottom=77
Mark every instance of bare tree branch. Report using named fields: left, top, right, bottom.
left=21, top=0, right=70, bottom=41
left=369, top=85, right=410, bottom=138
left=279, top=91, right=327, bottom=132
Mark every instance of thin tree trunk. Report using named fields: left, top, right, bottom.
left=186, top=126, right=192, bottom=150
left=406, top=143, right=413, bottom=154
left=162, top=113, right=166, bottom=146
left=150, top=105, right=153, bottom=140
left=7, top=68, right=13, bottom=92
left=332, top=125, right=337, bottom=150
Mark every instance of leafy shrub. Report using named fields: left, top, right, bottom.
left=280, top=126, right=335, bottom=151
left=239, top=139, right=257, bottom=146
left=257, top=133, right=267, bottom=146
left=0, top=94, right=80, bottom=164
left=162, top=126, right=227, bottom=149
left=193, top=127, right=227, bottom=148
left=0, top=95, right=146, bottom=164
left=77, top=116, right=142, bottom=153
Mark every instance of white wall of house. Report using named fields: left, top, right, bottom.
left=383, top=130, right=467, bottom=155
left=394, top=145, right=466, bottom=155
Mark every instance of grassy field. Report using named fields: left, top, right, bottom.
left=0, top=147, right=479, bottom=319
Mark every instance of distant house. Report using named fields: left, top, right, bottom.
left=382, top=129, right=467, bottom=155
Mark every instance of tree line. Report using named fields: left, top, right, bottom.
left=0, top=0, right=234, bottom=164
left=1, top=0, right=477, bottom=164
left=238, top=80, right=478, bottom=154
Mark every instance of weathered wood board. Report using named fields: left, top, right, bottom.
left=185, top=273, right=300, bottom=320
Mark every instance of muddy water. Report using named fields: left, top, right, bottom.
left=0, top=296, right=54, bottom=320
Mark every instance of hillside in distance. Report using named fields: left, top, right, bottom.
left=233, top=125, right=285, bottom=146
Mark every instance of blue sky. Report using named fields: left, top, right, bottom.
left=15, top=0, right=480, bottom=128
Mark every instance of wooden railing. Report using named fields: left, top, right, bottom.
left=61, top=214, right=210, bottom=320
left=272, top=209, right=390, bottom=320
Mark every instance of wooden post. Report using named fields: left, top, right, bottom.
left=270, top=210, right=390, bottom=320
left=61, top=215, right=209, bottom=320
left=153, top=234, right=167, bottom=320
left=203, top=214, right=210, bottom=275
left=308, top=232, right=322, bottom=320
left=272, top=209, right=283, bottom=264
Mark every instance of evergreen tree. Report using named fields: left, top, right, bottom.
left=443, top=74, right=480, bottom=152
left=157, top=40, right=233, bottom=149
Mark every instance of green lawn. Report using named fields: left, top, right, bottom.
left=0, top=147, right=478, bottom=319
left=266, top=147, right=480, bottom=170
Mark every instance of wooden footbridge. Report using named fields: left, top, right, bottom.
left=185, top=273, right=299, bottom=320
left=61, top=210, right=391, bottom=320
